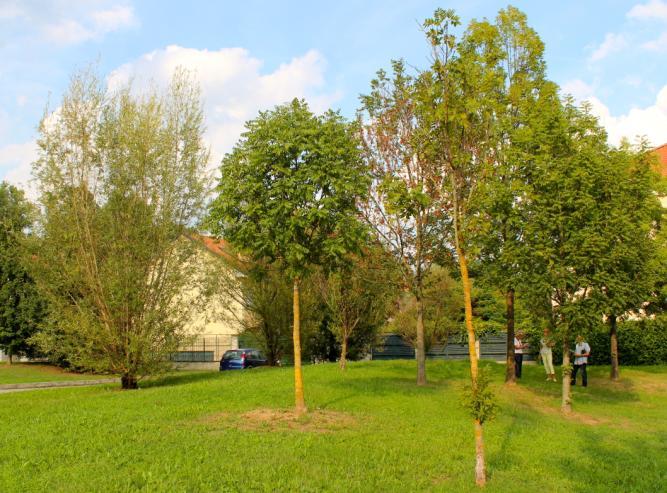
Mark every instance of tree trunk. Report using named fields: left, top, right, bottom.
left=415, top=295, right=427, bottom=385
left=458, top=247, right=486, bottom=486
left=561, top=337, right=572, bottom=413
left=505, top=288, right=516, bottom=384
left=339, top=336, right=348, bottom=370
left=121, top=373, right=138, bottom=390
left=609, top=314, right=620, bottom=381
left=474, top=419, right=486, bottom=487
left=7, top=350, right=12, bottom=365
left=293, top=278, right=306, bottom=414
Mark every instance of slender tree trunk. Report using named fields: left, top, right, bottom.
left=121, top=373, right=138, bottom=390
left=474, top=419, right=486, bottom=487
left=609, top=314, right=620, bottom=381
left=340, top=336, right=348, bottom=370
left=505, top=288, right=516, bottom=384
left=7, top=350, right=12, bottom=365
left=458, top=246, right=486, bottom=486
left=415, top=295, right=427, bottom=386
left=293, top=278, right=306, bottom=414
left=561, top=336, right=572, bottom=413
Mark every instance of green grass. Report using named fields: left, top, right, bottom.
left=0, top=361, right=665, bottom=492
left=0, top=362, right=106, bottom=384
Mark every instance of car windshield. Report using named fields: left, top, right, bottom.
left=223, top=350, right=244, bottom=361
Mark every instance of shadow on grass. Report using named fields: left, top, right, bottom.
left=141, top=371, right=222, bottom=389
left=550, top=427, right=667, bottom=492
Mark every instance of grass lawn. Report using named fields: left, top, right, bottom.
left=0, top=360, right=665, bottom=492
left=0, top=362, right=106, bottom=385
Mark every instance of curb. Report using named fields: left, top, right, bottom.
left=0, top=378, right=119, bottom=390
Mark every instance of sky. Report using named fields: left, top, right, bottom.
left=1, top=0, right=667, bottom=193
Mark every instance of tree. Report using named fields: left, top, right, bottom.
left=318, top=245, right=397, bottom=369
left=207, top=99, right=368, bottom=413
left=0, top=182, right=46, bottom=363
left=592, top=144, right=662, bottom=380
left=211, top=255, right=322, bottom=366
left=420, top=9, right=507, bottom=486
left=358, top=60, right=446, bottom=386
left=475, top=6, right=547, bottom=384
left=387, top=265, right=463, bottom=353
left=521, top=91, right=621, bottom=412
left=31, top=67, right=210, bottom=389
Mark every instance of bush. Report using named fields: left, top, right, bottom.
left=527, top=317, right=667, bottom=366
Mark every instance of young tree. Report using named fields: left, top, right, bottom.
left=32, top=68, right=210, bottom=389
left=420, top=9, right=507, bottom=485
left=0, top=183, right=46, bottom=363
left=358, top=60, right=446, bottom=386
left=207, top=99, right=368, bottom=413
left=318, top=246, right=397, bottom=369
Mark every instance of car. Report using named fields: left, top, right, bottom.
left=219, top=348, right=268, bottom=371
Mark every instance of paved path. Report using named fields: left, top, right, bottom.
left=0, top=378, right=119, bottom=394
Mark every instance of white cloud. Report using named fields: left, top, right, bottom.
left=91, top=5, right=136, bottom=32
left=561, top=79, right=596, bottom=100
left=589, top=33, right=627, bottom=62
left=0, top=141, right=38, bottom=197
left=1, top=1, right=138, bottom=45
left=585, top=85, right=667, bottom=146
left=627, top=0, right=667, bottom=22
left=107, top=46, right=342, bottom=165
left=642, top=31, right=667, bottom=50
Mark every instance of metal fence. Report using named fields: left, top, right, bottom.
left=371, top=333, right=534, bottom=361
left=170, top=334, right=238, bottom=363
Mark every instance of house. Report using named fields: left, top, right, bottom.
left=653, top=143, right=667, bottom=208
left=170, top=235, right=245, bottom=365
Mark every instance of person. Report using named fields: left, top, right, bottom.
left=514, top=331, right=528, bottom=379
left=570, top=335, right=591, bottom=387
left=540, top=328, right=556, bottom=382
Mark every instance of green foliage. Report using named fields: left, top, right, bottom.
left=31, top=67, right=210, bottom=385
left=0, top=182, right=46, bottom=360
left=462, top=368, right=498, bottom=424
left=387, top=265, right=463, bottom=351
left=208, top=99, right=368, bottom=281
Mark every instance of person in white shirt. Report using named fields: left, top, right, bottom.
left=540, top=328, right=556, bottom=382
left=570, top=335, right=591, bottom=387
left=514, top=331, right=527, bottom=379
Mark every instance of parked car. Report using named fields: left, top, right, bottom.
left=219, top=348, right=268, bottom=371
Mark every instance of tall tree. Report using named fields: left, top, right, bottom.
left=521, top=91, right=620, bottom=412
left=0, top=182, right=46, bottom=363
left=208, top=99, right=368, bottom=414
left=358, top=60, right=446, bottom=386
left=591, top=143, right=662, bottom=380
left=32, top=68, right=210, bottom=389
left=476, top=6, right=547, bottom=384
left=420, top=8, right=509, bottom=486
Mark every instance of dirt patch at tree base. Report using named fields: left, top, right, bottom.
left=200, top=408, right=358, bottom=434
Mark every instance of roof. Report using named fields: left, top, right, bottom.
left=187, top=233, right=238, bottom=263
left=653, top=143, right=667, bottom=177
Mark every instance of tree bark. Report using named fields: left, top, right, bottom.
left=415, top=295, right=427, bottom=385
left=121, top=373, right=138, bottom=390
left=561, top=337, right=572, bottom=413
left=474, top=419, right=486, bottom=487
left=293, top=278, right=306, bottom=414
left=7, top=350, right=12, bottom=365
left=609, top=314, right=620, bottom=381
left=457, top=246, right=486, bottom=486
left=340, top=336, right=348, bottom=370
left=505, top=288, right=516, bottom=384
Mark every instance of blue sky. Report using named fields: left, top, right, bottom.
left=2, top=0, right=667, bottom=190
